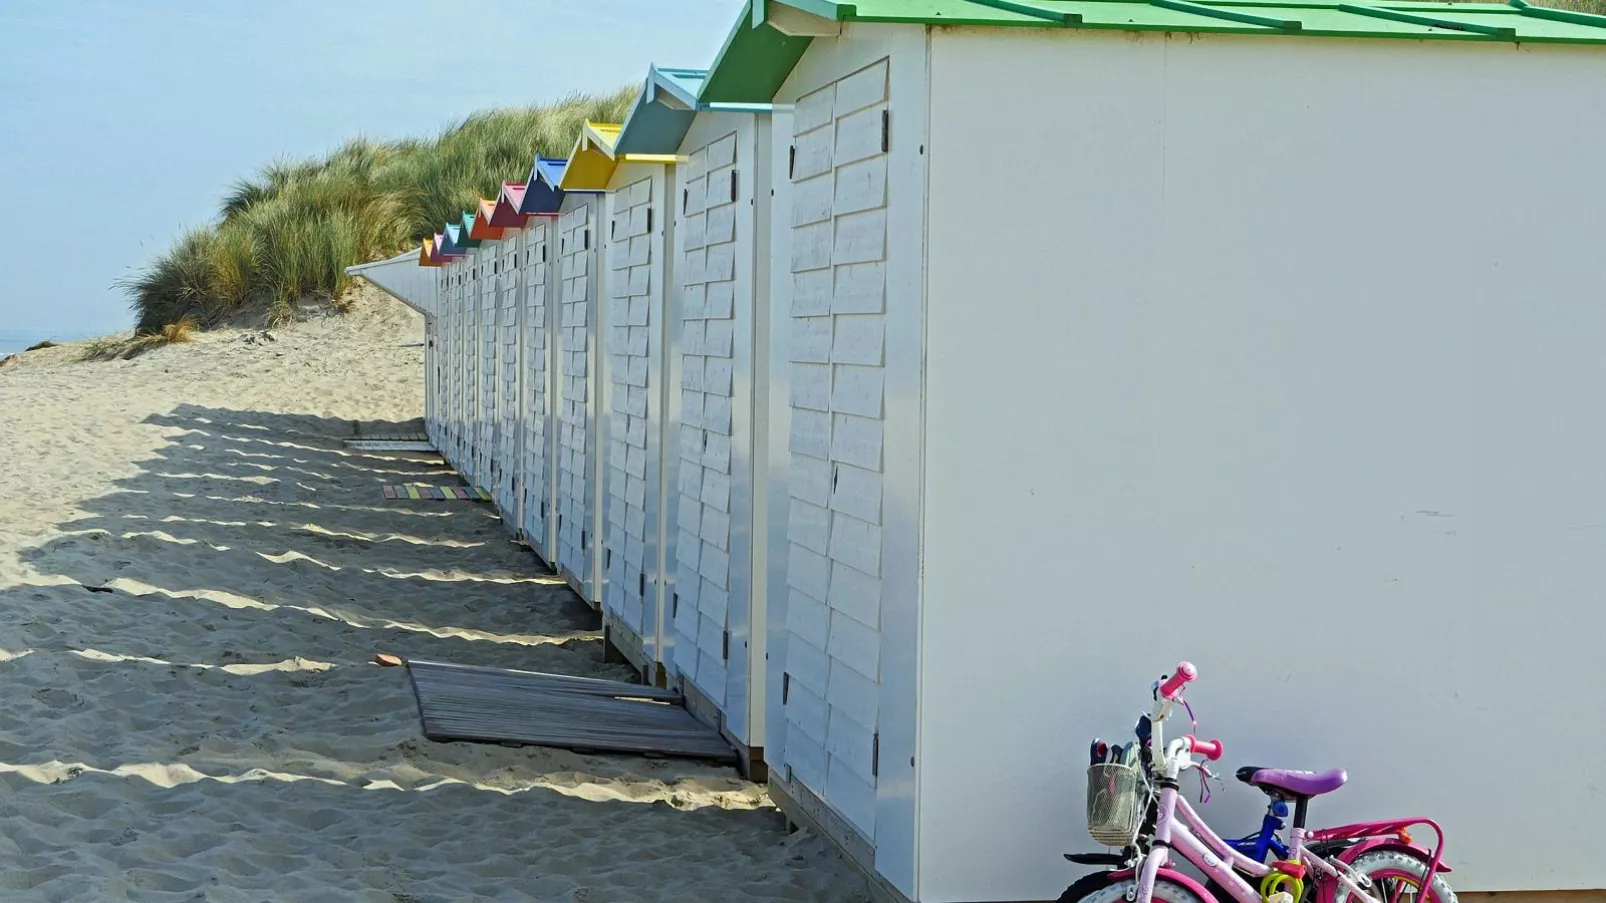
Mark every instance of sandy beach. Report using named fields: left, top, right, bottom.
left=0, top=288, right=869, bottom=902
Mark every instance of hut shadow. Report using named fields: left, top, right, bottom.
left=0, top=403, right=863, bottom=898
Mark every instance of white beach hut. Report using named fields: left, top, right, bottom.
left=701, top=1, right=1606, bottom=900
left=612, top=63, right=787, bottom=775
left=562, top=120, right=684, bottom=682
left=506, top=161, right=569, bottom=565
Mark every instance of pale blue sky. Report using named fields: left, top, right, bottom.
left=0, top=0, right=743, bottom=338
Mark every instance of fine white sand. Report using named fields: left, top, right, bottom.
left=0, top=287, right=869, bottom=902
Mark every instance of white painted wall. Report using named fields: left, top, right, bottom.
left=920, top=27, right=1606, bottom=901
left=345, top=250, right=439, bottom=318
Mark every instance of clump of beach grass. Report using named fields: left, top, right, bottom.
left=123, top=87, right=636, bottom=334
left=79, top=318, right=198, bottom=361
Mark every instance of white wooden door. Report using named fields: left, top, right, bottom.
left=520, top=221, right=555, bottom=559
left=779, top=59, right=890, bottom=840
left=673, top=125, right=748, bottom=716
left=478, top=249, right=499, bottom=494
left=603, top=170, right=666, bottom=653
left=556, top=199, right=599, bottom=598
left=497, top=235, right=521, bottom=520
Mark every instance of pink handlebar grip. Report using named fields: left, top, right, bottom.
left=1188, top=735, right=1224, bottom=761
left=1158, top=661, right=1197, bottom=699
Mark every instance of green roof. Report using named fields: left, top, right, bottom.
left=701, top=0, right=1606, bottom=102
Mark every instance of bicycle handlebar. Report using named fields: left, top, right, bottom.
left=1158, top=661, right=1197, bottom=700
left=1186, top=735, right=1224, bottom=761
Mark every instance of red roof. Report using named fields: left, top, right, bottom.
left=490, top=182, right=531, bottom=228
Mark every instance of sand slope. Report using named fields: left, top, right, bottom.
left=0, top=288, right=870, bottom=902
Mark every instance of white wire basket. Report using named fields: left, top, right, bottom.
left=1086, top=762, right=1145, bottom=847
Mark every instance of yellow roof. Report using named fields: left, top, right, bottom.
left=558, top=120, right=679, bottom=191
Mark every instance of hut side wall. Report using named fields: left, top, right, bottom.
left=920, top=26, right=1606, bottom=900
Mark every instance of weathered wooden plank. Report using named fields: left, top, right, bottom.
left=404, top=660, right=736, bottom=762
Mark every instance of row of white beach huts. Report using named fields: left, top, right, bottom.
left=350, top=1, right=1606, bottom=899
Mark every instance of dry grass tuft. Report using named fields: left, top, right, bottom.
left=161, top=318, right=199, bottom=344
left=79, top=318, right=200, bottom=362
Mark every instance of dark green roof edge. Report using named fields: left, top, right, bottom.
left=701, top=1, right=815, bottom=104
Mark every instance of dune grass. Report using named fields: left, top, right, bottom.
left=123, top=87, right=637, bottom=334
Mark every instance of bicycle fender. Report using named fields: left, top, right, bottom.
left=1312, top=840, right=1453, bottom=903
left=1334, top=838, right=1452, bottom=873
left=1107, top=867, right=1221, bottom=903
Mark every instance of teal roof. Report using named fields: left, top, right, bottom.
left=614, top=66, right=710, bottom=156
left=702, top=0, right=1606, bottom=102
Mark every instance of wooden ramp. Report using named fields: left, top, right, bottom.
left=403, top=660, right=737, bottom=763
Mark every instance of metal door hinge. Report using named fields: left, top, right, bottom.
left=682, top=187, right=689, bottom=214
left=872, top=733, right=880, bottom=777
left=788, top=145, right=796, bottom=179
left=730, top=170, right=739, bottom=203
left=672, top=592, right=679, bottom=617
left=782, top=672, right=791, bottom=704
left=881, top=110, right=890, bottom=154
left=646, top=208, right=653, bottom=233
left=584, top=229, right=590, bottom=250
left=639, top=572, right=646, bottom=597
left=722, top=630, right=730, bottom=661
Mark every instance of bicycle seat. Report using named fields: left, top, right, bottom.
left=1235, top=766, right=1348, bottom=799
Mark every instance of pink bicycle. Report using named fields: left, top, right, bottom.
left=1069, top=662, right=1456, bottom=903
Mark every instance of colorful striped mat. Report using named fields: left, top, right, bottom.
left=348, top=440, right=435, bottom=452
left=384, top=484, right=491, bottom=501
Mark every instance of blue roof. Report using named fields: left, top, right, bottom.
left=521, top=156, right=568, bottom=214
left=613, top=66, right=711, bottom=156
left=532, top=157, right=567, bottom=187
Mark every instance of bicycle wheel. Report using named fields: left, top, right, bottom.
left=1334, top=850, right=1458, bottom=903
left=1069, top=875, right=1208, bottom=903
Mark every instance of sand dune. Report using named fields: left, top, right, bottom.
left=0, top=288, right=869, bottom=902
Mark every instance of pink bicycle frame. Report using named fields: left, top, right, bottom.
left=1136, top=786, right=1271, bottom=903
